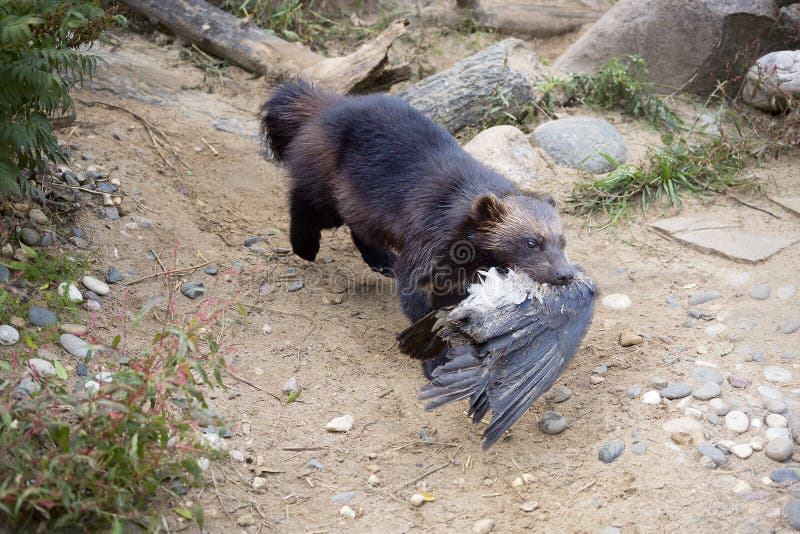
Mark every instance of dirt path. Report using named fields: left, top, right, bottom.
left=63, top=32, right=800, bottom=533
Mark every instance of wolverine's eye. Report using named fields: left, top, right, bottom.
left=526, top=239, right=541, bottom=250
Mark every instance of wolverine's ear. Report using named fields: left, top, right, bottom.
left=471, top=194, right=507, bottom=225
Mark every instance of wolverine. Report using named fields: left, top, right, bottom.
left=262, top=80, right=577, bottom=370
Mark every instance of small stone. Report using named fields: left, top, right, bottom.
left=770, top=468, right=800, bottom=484
left=698, top=443, right=728, bottom=466
left=689, top=291, right=720, bottom=305
left=661, top=382, right=691, bottom=400
left=0, top=325, right=20, bottom=346
left=672, top=432, right=695, bottom=446
left=767, top=427, right=791, bottom=441
left=727, top=375, right=749, bottom=389
left=472, top=518, right=495, bottom=534
left=332, top=492, right=355, bottom=503
left=590, top=375, right=604, bottom=384
left=627, top=384, right=642, bottom=399
left=105, top=268, right=124, bottom=284
left=19, top=227, right=40, bottom=246
left=76, top=362, right=88, bottom=376
left=59, top=323, right=88, bottom=337
left=765, top=399, right=787, bottom=414
left=307, top=458, right=324, bottom=470
left=16, top=377, right=40, bottom=398
left=59, top=333, right=90, bottom=358
left=27, top=358, right=56, bottom=377
left=725, top=411, right=750, bottom=433
left=181, top=281, right=207, bottom=299
left=104, top=207, right=119, bottom=220
left=367, top=474, right=380, bottom=485
left=204, top=266, right=218, bottom=275
left=783, top=319, right=800, bottom=335
left=648, top=376, right=668, bottom=390
left=752, top=352, right=765, bottom=363
left=539, top=411, right=567, bottom=435
left=84, top=300, right=101, bottom=312
left=598, top=440, right=625, bottom=463
left=692, top=381, right=721, bottom=400
left=236, top=513, right=256, bottom=526
left=767, top=414, right=788, bottom=428
left=520, top=501, right=539, bottom=512
left=339, top=505, right=356, bottom=519
left=325, top=414, right=354, bottom=432
left=409, top=493, right=425, bottom=507
left=552, top=385, right=572, bottom=403
left=707, top=414, right=720, bottom=425
left=243, top=236, right=263, bottom=247
left=631, top=441, right=647, bottom=455
left=731, top=443, right=753, bottom=459
left=28, top=208, right=48, bottom=225
left=690, top=367, right=724, bottom=384
left=699, top=455, right=717, bottom=469
left=81, top=276, right=110, bottom=296
left=602, top=294, right=631, bottom=310
left=751, top=438, right=764, bottom=451
left=261, top=323, right=272, bottom=334
left=748, top=284, right=771, bottom=300
left=731, top=479, right=752, bottom=494
left=282, top=377, right=301, bottom=395
left=758, top=385, right=783, bottom=399
left=641, top=390, right=661, bottom=405
left=0, top=265, right=9, bottom=283
left=28, top=306, right=59, bottom=327
left=778, top=285, right=796, bottom=300
left=287, top=280, right=304, bottom=292
left=113, top=130, right=125, bottom=140
left=251, top=476, right=267, bottom=490
left=57, top=282, right=83, bottom=302
left=619, top=331, right=643, bottom=346
left=764, top=366, right=792, bottom=383
left=593, top=365, right=608, bottom=376
left=705, top=323, right=726, bottom=336
left=765, top=437, right=794, bottom=462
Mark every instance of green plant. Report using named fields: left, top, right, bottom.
left=539, top=55, right=681, bottom=131
left=0, top=296, right=229, bottom=530
left=566, top=134, right=752, bottom=227
left=0, top=1, right=125, bottom=197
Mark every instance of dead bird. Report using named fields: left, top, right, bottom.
left=397, top=267, right=596, bottom=449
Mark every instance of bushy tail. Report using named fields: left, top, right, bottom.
left=260, top=79, right=338, bottom=161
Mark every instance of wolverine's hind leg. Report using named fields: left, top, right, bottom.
left=351, top=232, right=397, bottom=277
left=289, top=187, right=342, bottom=262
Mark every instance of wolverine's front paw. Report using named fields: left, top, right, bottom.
left=290, top=223, right=321, bottom=262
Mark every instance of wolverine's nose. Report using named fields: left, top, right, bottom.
left=555, top=267, right=575, bottom=284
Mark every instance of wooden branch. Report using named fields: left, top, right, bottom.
left=119, top=0, right=409, bottom=92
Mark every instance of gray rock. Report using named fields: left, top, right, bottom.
left=552, top=385, right=572, bottom=403
left=539, top=411, right=567, bottom=435
left=181, top=281, right=207, bottom=299
left=661, top=382, right=691, bottom=399
left=778, top=285, right=797, bottom=300
left=631, top=441, right=647, bottom=455
left=104, top=207, right=119, bottom=220
left=727, top=375, right=749, bottom=389
left=15, top=377, right=40, bottom=398
left=782, top=352, right=798, bottom=361
left=204, top=266, right=218, bottom=275
left=59, top=333, right=90, bottom=358
left=97, top=182, right=117, bottom=194
left=105, top=268, right=124, bottom=284
left=752, top=352, right=766, bottom=363
left=38, top=232, right=54, bottom=247
left=787, top=499, right=800, bottom=530
left=593, top=365, right=608, bottom=376
left=764, top=366, right=792, bottom=383
left=771, top=468, right=800, bottom=484
left=532, top=117, right=627, bottom=174
left=648, top=376, right=668, bottom=390
left=748, top=284, right=771, bottom=300
left=689, top=291, right=720, bottom=305
left=783, top=319, right=800, bottom=335
left=0, top=265, right=9, bottom=283
left=19, top=228, right=40, bottom=246
left=28, top=307, right=57, bottom=327
left=725, top=410, right=750, bottom=433
left=463, top=125, right=542, bottom=190
left=699, top=455, right=717, bottom=469
left=690, top=367, right=723, bottom=385
left=82, top=290, right=103, bottom=303
left=627, top=384, right=642, bottom=398
left=287, top=280, right=304, bottom=292
left=243, top=236, right=263, bottom=247
left=598, top=440, right=625, bottom=463
left=0, top=325, right=20, bottom=346
left=113, top=130, right=126, bottom=140
left=758, top=385, right=783, bottom=399
left=765, top=399, right=788, bottom=414
left=307, top=458, right=324, bottom=470
left=332, top=492, right=355, bottom=503
left=692, top=381, right=721, bottom=400
left=766, top=437, right=794, bottom=462
left=698, top=443, right=728, bottom=466
left=665, top=295, right=680, bottom=307
left=76, top=362, right=88, bottom=376
left=743, top=50, right=800, bottom=112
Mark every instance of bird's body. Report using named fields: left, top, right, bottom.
left=397, top=267, right=596, bottom=448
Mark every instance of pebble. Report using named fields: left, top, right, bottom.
left=748, top=284, right=771, bottom=300
left=520, top=501, right=538, bottom=512
left=631, top=441, right=647, bottom=455
left=552, top=385, right=572, bottom=403
left=727, top=375, right=749, bottom=389
left=602, top=294, right=631, bottom=310
left=751, top=438, right=765, bottom=451
left=692, top=381, right=721, bottom=400
left=704, top=323, right=726, bottom=336
left=627, top=384, right=642, bottom=398
left=765, top=399, right=787, bottom=414
left=82, top=276, right=110, bottom=296
left=409, top=493, right=425, bottom=507
left=598, top=440, right=625, bottom=463
left=698, top=443, right=728, bottom=466
left=59, top=333, right=90, bottom=358
left=699, top=455, right=717, bottom=469
left=59, top=323, right=88, bottom=337
left=243, top=236, right=263, bottom=247
left=105, top=268, right=124, bottom=284
left=339, top=506, right=356, bottom=519
left=661, top=382, right=691, bottom=399
left=728, top=272, right=751, bottom=286
left=204, top=266, right=218, bottom=275
left=641, top=390, right=661, bottom=404
left=725, top=411, right=750, bottom=433
left=771, top=468, right=800, bottom=484
left=472, top=518, right=495, bottom=534
left=758, top=385, right=783, bottom=399
left=689, top=291, right=720, bottom=305
left=593, top=365, right=608, bottom=376
left=649, top=376, right=668, bottom=390
left=307, top=458, right=324, bottom=470
left=767, top=427, right=791, bottom=441
left=180, top=281, right=207, bottom=299
left=752, top=352, right=765, bottom=363
left=672, top=432, right=694, bottom=445
left=19, top=227, right=40, bottom=246
left=27, top=358, right=56, bottom=377
left=251, top=476, right=267, bottom=490
left=690, top=367, right=723, bottom=384
left=707, top=414, right=720, bottom=425
left=16, top=377, right=40, bottom=398
left=261, top=323, right=272, bottom=334
left=766, top=437, right=794, bottom=462
left=731, top=443, right=753, bottom=459
left=325, top=414, right=354, bottom=432
left=76, top=362, right=88, bottom=376
left=764, top=366, right=792, bottom=383
left=85, top=300, right=101, bottom=312
left=783, top=319, right=800, bottom=335
left=332, top=492, right=355, bottom=503
left=236, top=513, right=255, bottom=526
left=539, top=411, right=567, bottom=435
left=58, top=282, right=83, bottom=302
left=731, top=480, right=752, bottom=494
left=0, top=265, right=8, bottom=283
left=778, top=285, right=796, bottom=300
left=590, top=375, right=604, bottom=384
left=767, top=414, right=788, bottom=428
left=0, top=325, right=20, bottom=346
left=28, top=208, right=48, bottom=225
left=287, top=280, right=304, bottom=292
left=788, top=500, right=800, bottom=530
left=619, top=331, right=643, bottom=346
left=282, top=377, right=301, bottom=395
left=367, top=474, right=380, bottom=485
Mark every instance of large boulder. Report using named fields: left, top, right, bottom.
left=554, top=0, right=791, bottom=96
left=531, top=117, right=627, bottom=174
left=743, top=50, right=800, bottom=111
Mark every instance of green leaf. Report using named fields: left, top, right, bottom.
left=25, top=337, right=38, bottom=349
left=174, top=508, right=194, bottom=520
left=53, top=360, right=68, bottom=380
left=282, top=29, right=301, bottom=42
left=112, top=334, right=121, bottom=348
left=18, top=242, right=37, bottom=259
left=285, top=390, right=300, bottom=403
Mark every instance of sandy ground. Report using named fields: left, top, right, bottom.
left=48, top=21, right=800, bottom=534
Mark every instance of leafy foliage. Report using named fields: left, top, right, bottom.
left=0, top=1, right=124, bottom=197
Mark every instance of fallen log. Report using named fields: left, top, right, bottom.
left=120, top=0, right=409, bottom=93
left=397, top=38, right=548, bottom=134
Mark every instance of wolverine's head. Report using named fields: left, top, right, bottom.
left=467, top=193, right=577, bottom=285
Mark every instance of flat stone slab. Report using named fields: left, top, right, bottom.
left=650, top=216, right=799, bottom=263
left=769, top=196, right=800, bottom=216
